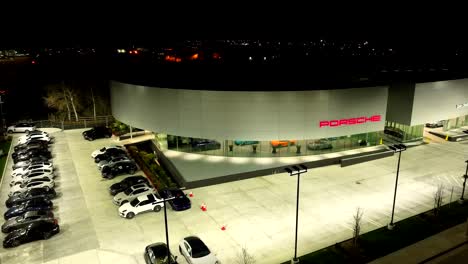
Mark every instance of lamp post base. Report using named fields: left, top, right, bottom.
left=387, top=223, right=395, bottom=230
left=459, top=198, right=465, bottom=204
left=291, top=258, right=300, bottom=264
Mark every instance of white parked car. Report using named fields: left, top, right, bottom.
left=118, top=193, right=164, bottom=219
left=9, top=178, right=55, bottom=197
left=179, top=236, right=220, bottom=264
left=7, top=123, right=36, bottom=133
left=17, top=135, right=51, bottom=145
left=11, top=163, right=54, bottom=177
left=91, top=145, right=124, bottom=158
left=113, top=183, right=155, bottom=206
left=10, top=170, right=55, bottom=186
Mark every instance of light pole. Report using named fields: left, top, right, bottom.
left=387, top=143, right=406, bottom=230
left=154, top=196, right=176, bottom=263
left=285, top=164, right=308, bottom=264
left=459, top=160, right=468, bottom=204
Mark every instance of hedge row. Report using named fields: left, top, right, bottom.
left=127, top=145, right=177, bottom=190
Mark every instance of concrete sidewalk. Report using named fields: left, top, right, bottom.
left=370, top=220, right=468, bottom=264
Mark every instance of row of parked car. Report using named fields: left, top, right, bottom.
left=2, top=130, right=60, bottom=248
left=90, top=145, right=192, bottom=220
left=91, top=145, right=138, bottom=179
left=90, top=144, right=211, bottom=263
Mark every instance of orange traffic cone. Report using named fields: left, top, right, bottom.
left=189, top=191, right=193, bottom=197
left=221, top=224, right=227, bottom=231
left=200, top=203, right=207, bottom=211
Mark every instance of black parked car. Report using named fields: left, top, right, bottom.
left=82, top=126, right=112, bottom=141
left=2, top=211, right=55, bottom=233
left=94, top=148, right=128, bottom=163
left=4, top=198, right=53, bottom=220
left=109, top=175, right=149, bottom=195
left=13, top=149, right=52, bottom=163
left=3, top=220, right=60, bottom=248
left=6, top=188, right=57, bottom=208
left=101, top=160, right=138, bottom=179
left=12, top=145, right=49, bottom=159
left=160, top=188, right=191, bottom=211
left=144, top=242, right=178, bottom=264
left=14, top=140, right=49, bottom=152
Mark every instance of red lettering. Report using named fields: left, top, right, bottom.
left=319, top=114, right=382, bottom=128
left=319, top=121, right=329, bottom=127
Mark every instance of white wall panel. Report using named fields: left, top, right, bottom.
left=111, top=81, right=388, bottom=140
left=412, top=79, right=468, bottom=125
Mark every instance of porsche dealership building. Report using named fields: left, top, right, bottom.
left=110, top=78, right=468, bottom=158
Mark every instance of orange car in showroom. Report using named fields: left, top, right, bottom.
left=270, top=140, right=297, bottom=147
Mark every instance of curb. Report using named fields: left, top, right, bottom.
left=0, top=136, right=13, bottom=190
left=419, top=239, right=468, bottom=263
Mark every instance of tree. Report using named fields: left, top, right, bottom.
left=90, top=86, right=96, bottom=120
left=433, top=184, right=444, bottom=217
left=64, top=82, right=79, bottom=121
left=43, top=82, right=71, bottom=121
left=352, top=207, right=364, bottom=248
left=235, top=246, right=255, bottom=264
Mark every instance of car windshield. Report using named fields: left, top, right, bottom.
left=124, top=188, right=133, bottom=195
left=189, top=239, right=210, bottom=258
left=130, top=199, right=139, bottom=206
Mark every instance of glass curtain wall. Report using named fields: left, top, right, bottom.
left=160, top=131, right=383, bottom=157
left=385, top=120, right=424, bottom=142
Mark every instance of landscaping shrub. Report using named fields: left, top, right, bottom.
left=126, top=144, right=177, bottom=190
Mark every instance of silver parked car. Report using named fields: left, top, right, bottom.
left=113, top=183, right=155, bottom=206
left=98, top=155, right=131, bottom=171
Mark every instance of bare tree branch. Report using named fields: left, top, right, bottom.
left=352, top=207, right=364, bottom=248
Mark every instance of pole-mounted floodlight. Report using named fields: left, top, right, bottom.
left=285, top=164, right=308, bottom=264
left=388, top=144, right=406, bottom=230
left=459, top=160, right=468, bottom=204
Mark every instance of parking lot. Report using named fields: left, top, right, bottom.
left=0, top=128, right=467, bottom=264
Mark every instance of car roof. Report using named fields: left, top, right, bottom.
left=23, top=210, right=52, bottom=218
left=138, top=193, right=156, bottom=202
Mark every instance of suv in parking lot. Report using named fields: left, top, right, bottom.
left=118, top=193, right=164, bottom=219
left=7, top=123, right=36, bottom=133
left=109, top=175, right=149, bottom=195
left=82, top=126, right=112, bottom=141
left=101, top=160, right=138, bottom=179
